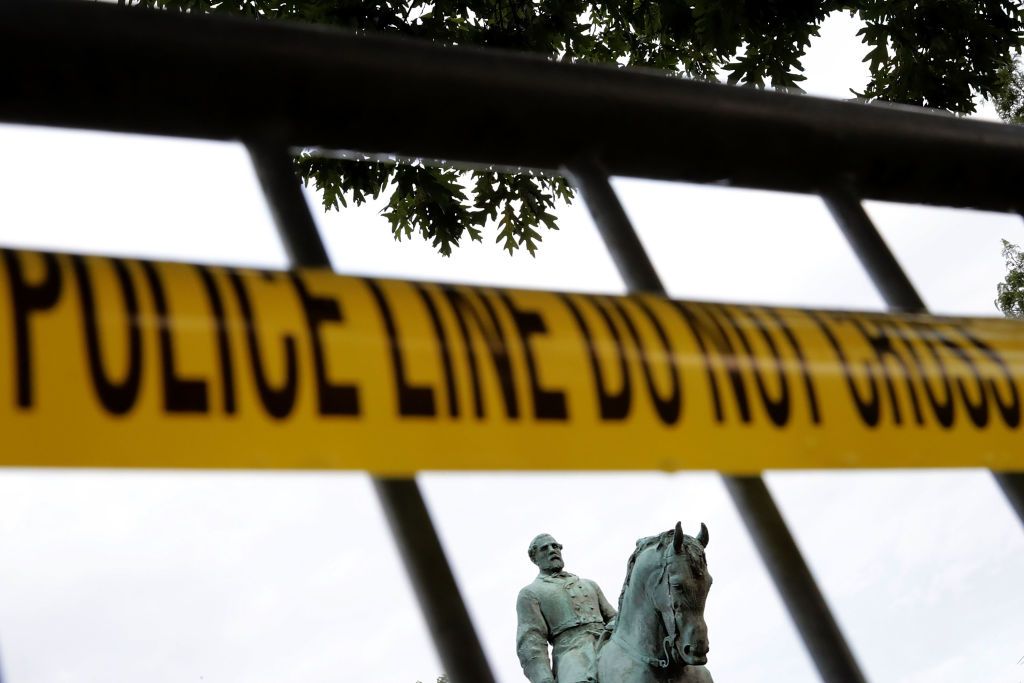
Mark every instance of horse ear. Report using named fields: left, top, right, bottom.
left=696, top=522, right=709, bottom=548
left=673, top=521, right=684, bottom=553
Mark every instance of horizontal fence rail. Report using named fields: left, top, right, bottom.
left=2, top=0, right=1024, bottom=214
left=1, top=248, right=1022, bottom=473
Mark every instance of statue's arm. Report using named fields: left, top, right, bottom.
left=590, top=580, right=618, bottom=623
left=516, top=589, right=554, bottom=683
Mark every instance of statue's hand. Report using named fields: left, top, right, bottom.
left=522, top=657, right=555, bottom=683
left=596, top=618, right=615, bottom=649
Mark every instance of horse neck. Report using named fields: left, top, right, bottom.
left=616, top=560, right=666, bottom=658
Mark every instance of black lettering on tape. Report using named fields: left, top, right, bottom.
left=289, top=273, right=359, bottom=416
left=897, top=320, right=955, bottom=428
left=610, top=298, right=681, bottom=425
left=415, top=283, right=458, bottom=417
left=71, top=256, right=143, bottom=415
left=3, top=250, right=62, bottom=408
left=956, top=324, right=1020, bottom=428
left=853, top=318, right=925, bottom=426
left=561, top=294, right=631, bottom=420
left=365, top=279, right=434, bottom=417
left=811, top=312, right=881, bottom=427
left=195, top=265, right=236, bottom=414
left=673, top=302, right=751, bottom=423
left=141, top=262, right=208, bottom=413
left=767, top=308, right=821, bottom=424
left=441, top=287, right=519, bottom=419
left=497, top=291, right=567, bottom=421
left=727, top=306, right=790, bottom=426
left=229, top=270, right=298, bottom=419
left=936, top=325, right=989, bottom=428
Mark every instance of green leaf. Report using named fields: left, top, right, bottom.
left=134, top=0, right=1024, bottom=256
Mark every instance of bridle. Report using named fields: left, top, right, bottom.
left=610, top=546, right=684, bottom=671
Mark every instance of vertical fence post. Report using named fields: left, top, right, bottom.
left=822, top=184, right=1024, bottom=528
left=820, top=185, right=924, bottom=313
left=246, top=140, right=496, bottom=683
left=568, top=160, right=869, bottom=683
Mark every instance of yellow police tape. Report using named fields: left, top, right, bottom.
left=1, top=249, right=1021, bottom=473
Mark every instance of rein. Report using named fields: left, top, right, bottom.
left=610, top=629, right=674, bottom=669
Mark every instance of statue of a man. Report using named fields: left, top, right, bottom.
left=516, top=533, right=617, bottom=683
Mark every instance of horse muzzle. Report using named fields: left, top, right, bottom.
left=681, top=640, right=709, bottom=666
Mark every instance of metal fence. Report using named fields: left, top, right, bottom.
left=2, top=2, right=1024, bottom=682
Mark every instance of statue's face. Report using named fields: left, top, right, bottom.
left=533, top=535, right=564, bottom=573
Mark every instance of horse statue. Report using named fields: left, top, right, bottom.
left=598, top=522, right=714, bottom=683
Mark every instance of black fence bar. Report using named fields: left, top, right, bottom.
left=567, top=162, right=868, bottom=683
left=565, top=160, right=662, bottom=291
left=246, top=142, right=496, bottom=683
left=246, top=140, right=327, bottom=266
left=821, top=185, right=926, bottom=313
left=823, top=185, right=1024, bottom=528
left=723, top=477, right=868, bottom=683
left=4, top=0, right=1024, bottom=215
left=994, top=474, right=1024, bottom=522
left=373, top=478, right=497, bottom=683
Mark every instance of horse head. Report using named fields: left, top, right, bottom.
left=651, top=521, right=712, bottom=667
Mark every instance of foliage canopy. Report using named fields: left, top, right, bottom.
left=994, top=57, right=1024, bottom=122
left=131, top=0, right=1024, bottom=255
left=996, top=239, right=1024, bottom=319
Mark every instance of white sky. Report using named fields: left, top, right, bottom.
left=0, top=10, right=1023, bottom=683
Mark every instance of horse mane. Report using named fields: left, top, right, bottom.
left=616, top=529, right=674, bottom=615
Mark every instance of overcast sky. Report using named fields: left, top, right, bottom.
left=0, top=10, right=1023, bottom=683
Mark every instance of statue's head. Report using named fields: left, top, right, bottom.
left=528, top=533, right=564, bottom=573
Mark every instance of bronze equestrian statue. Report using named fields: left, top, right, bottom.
left=517, top=524, right=713, bottom=683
